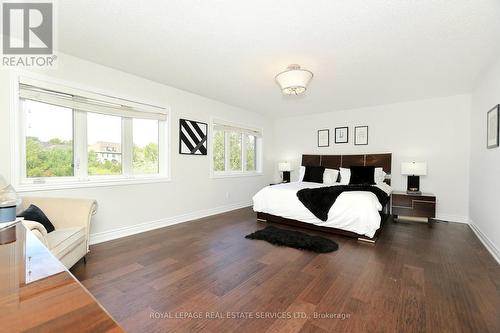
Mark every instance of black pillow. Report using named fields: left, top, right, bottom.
left=303, top=166, right=326, bottom=183
left=349, top=166, right=376, bottom=185
left=17, top=204, right=55, bottom=233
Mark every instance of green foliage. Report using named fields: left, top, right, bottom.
left=133, top=143, right=159, bottom=174
left=144, top=143, right=158, bottom=164
left=246, top=135, right=256, bottom=171
left=26, top=137, right=74, bottom=177
left=213, top=130, right=225, bottom=171
left=48, top=138, right=67, bottom=144
left=26, top=136, right=126, bottom=177
left=229, top=132, right=241, bottom=171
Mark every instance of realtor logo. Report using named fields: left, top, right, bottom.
left=2, top=1, right=56, bottom=67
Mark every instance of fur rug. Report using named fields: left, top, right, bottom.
left=245, top=226, right=338, bottom=253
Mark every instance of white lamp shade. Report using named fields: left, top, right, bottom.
left=0, top=176, right=19, bottom=208
left=275, top=65, right=313, bottom=95
left=278, top=162, right=292, bottom=172
left=401, top=162, right=427, bottom=176
left=0, top=175, right=7, bottom=190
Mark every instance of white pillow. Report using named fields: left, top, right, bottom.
left=323, top=168, right=339, bottom=184
left=299, top=166, right=305, bottom=181
left=374, top=167, right=387, bottom=184
left=339, top=167, right=351, bottom=185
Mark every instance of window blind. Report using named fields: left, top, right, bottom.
left=19, top=79, right=167, bottom=121
left=213, top=123, right=261, bottom=137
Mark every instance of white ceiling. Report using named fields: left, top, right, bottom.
left=58, top=0, right=500, bottom=117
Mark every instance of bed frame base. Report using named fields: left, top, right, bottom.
left=256, top=212, right=388, bottom=244
left=357, top=236, right=377, bottom=244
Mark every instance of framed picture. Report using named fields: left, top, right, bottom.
left=335, top=127, right=348, bottom=144
left=317, top=129, right=329, bottom=147
left=487, top=105, right=499, bottom=149
left=354, top=126, right=369, bottom=145
left=179, top=119, right=208, bottom=155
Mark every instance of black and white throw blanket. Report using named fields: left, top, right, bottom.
left=296, top=185, right=389, bottom=221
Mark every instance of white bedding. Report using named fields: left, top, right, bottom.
left=253, top=182, right=392, bottom=238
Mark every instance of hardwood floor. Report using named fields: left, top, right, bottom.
left=71, top=208, right=500, bottom=333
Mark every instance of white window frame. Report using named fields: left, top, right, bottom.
left=10, top=73, right=171, bottom=192
left=210, top=118, right=263, bottom=178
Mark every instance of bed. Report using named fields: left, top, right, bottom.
left=253, top=153, right=392, bottom=243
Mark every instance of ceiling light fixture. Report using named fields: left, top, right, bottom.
left=275, top=64, right=313, bottom=96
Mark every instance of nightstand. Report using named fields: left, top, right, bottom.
left=391, top=191, right=436, bottom=222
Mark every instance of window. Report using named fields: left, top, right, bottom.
left=18, top=79, right=168, bottom=188
left=211, top=122, right=262, bottom=176
left=133, top=118, right=159, bottom=175
left=24, top=100, right=74, bottom=178
left=246, top=134, right=256, bottom=172
left=87, top=113, right=122, bottom=176
left=228, top=132, right=242, bottom=171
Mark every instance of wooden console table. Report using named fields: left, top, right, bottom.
left=0, top=222, right=123, bottom=332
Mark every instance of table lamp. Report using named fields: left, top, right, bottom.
left=278, top=162, right=292, bottom=183
left=0, top=175, right=19, bottom=223
left=401, top=162, right=427, bottom=194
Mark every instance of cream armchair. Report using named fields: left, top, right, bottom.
left=20, top=197, right=98, bottom=268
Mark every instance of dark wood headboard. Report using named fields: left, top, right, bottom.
left=301, top=153, right=392, bottom=174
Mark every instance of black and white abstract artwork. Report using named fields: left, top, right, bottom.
left=179, top=119, right=208, bottom=155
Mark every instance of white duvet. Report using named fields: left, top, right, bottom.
left=253, top=182, right=392, bottom=238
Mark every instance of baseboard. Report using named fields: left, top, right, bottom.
left=435, top=214, right=470, bottom=224
left=89, top=201, right=252, bottom=245
left=469, top=221, right=500, bottom=265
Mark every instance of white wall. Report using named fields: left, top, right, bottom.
left=0, top=54, right=273, bottom=242
left=272, top=95, right=471, bottom=222
left=469, top=56, right=500, bottom=261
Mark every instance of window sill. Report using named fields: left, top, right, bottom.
left=16, top=176, right=172, bottom=192
left=210, top=172, right=263, bottom=179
